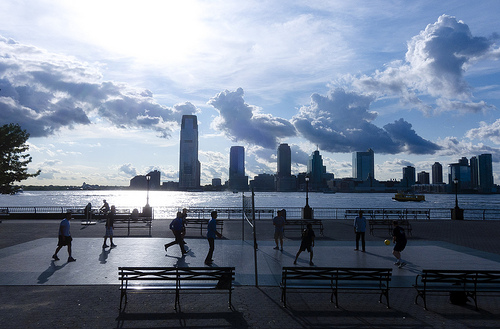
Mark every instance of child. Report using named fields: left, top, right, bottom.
left=294, top=223, right=315, bottom=266
left=392, top=220, right=407, bottom=268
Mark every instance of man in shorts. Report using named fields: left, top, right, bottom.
left=294, top=223, right=315, bottom=266
left=52, top=211, right=76, bottom=262
left=392, top=220, right=407, bottom=268
left=103, top=205, right=117, bottom=248
left=273, top=210, right=285, bottom=251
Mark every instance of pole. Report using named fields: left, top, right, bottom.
left=251, top=188, right=258, bottom=287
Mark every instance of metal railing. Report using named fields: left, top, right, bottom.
left=2, top=206, right=500, bottom=220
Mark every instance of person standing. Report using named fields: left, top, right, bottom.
left=354, top=210, right=367, bottom=252
left=84, top=202, right=92, bottom=223
left=164, top=212, right=187, bottom=255
left=205, top=211, right=222, bottom=265
left=273, top=210, right=286, bottom=251
left=103, top=205, right=117, bottom=248
left=52, top=212, right=76, bottom=262
left=294, top=223, right=315, bottom=266
left=392, top=220, right=407, bottom=268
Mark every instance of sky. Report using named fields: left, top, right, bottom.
left=1, top=0, right=500, bottom=186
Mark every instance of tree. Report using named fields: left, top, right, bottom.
left=0, top=123, right=41, bottom=194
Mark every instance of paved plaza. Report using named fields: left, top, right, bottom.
left=0, top=218, right=499, bottom=328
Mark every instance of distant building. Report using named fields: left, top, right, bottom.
left=478, top=153, right=494, bottom=193
left=276, top=143, right=296, bottom=191
left=179, top=115, right=200, bottom=189
left=212, top=178, right=222, bottom=187
left=229, top=146, right=248, bottom=191
left=417, top=171, right=430, bottom=185
left=402, top=166, right=416, bottom=188
left=432, top=162, right=443, bottom=184
left=448, top=160, right=472, bottom=191
left=307, top=150, right=326, bottom=191
left=129, top=170, right=161, bottom=190
left=353, top=148, right=375, bottom=181
left=470, top=156, right=479, bottom=189
left=147, top=170, right=161, bottom=189
left=250, top=173, right=276, bottom=191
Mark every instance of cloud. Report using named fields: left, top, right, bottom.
left=352, top=15, right=499, bottom=114
left=0, top=36, right=192, bottom=138
left=119, top=164, right=137, bottom=177
left=466, top=119, right=500, bottom=144
left=292, top=88, right=440, bottom=154
left=208, top=88, right=296, bottom=149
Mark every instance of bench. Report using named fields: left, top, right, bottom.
left=113, top=217, right=153, bottom=237
left=284, top=219, right=324, bottom=235
left=405, top=209, right=430, bottom=221
left=184, top=218, right=224, bottom=236
left=369, top=219, right=412, bottom=236
left=414, top=269, right=500, bottom=310
left=280, top=267, right=392, bottom=308
left=119, top=266, right=235, bottom=312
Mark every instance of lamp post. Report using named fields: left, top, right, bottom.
left=143, top=175, right=152, bottom=218
left=303, top=176, right=312, bottom=219
left=146, top=175, right=151, bottom=206
left=452, top=177, right=463, bottom=220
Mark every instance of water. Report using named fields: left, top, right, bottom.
left=2, top=190, right=500, bottom=211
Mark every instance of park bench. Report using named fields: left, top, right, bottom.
left=118, top=266, right=235, bottom=312
left=0, top=208, right=7, bottom=223
left=405, top=209, right=430, bottom=221
left=184, top=218, right=224, bottom=236
left=414, top=269, right=500, bottom=310
left=368, top=218, right=412, bottom=236
left=113, top=217, right=153, bottom=237
left=283, top=219, right=324, bottom=236
left=280, top=267, right=392, bottom=308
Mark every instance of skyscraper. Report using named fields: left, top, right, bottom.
left=432, top=162, right=443, bottom=184
left=352, top=148, right=374, bottom=181
left=276, top=143, right=296, bottom=191
left=402, top=166, right=416, bottom=187
left=307, top=150, right=326, bottom=191
left=229, top=146, right=248, bottom=191
left=179, top=115, right=200, bottom=189
left=470, top=156, right=479, bottom=188
left=478, top=153, right=494, bottom=193
left=277, top=143, right=291, bottom=177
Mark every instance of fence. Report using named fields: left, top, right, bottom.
left=2, top=206, right=500, bottom=221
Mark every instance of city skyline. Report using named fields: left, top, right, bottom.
left=1, top=2, right=500, bottom=186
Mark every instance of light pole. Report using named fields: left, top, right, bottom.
left=303, top=176, right=312, bottom=219
left=146, top=175, right=151, bottom=206
left=452, top=177, right=463, bottom=220
left=144, top=175, right=152, bottom=217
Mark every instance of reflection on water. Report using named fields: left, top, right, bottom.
left=2, top=190, right=500, bottom=209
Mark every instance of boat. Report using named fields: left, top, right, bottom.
left=392, top=192, right=425, bottom=202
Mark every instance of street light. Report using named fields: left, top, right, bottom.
left=146, top=175, right=151, bottom=206
left=144, top=175, right=152, bottom=218
left=303, top=176, right=312, bottom=219
left=452, top=177, right=463, bottom=220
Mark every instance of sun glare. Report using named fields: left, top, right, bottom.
left=61, top=0, right=208, bottom=63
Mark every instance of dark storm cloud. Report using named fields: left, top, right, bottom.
left=292, top=88, right=440, bottom=154
left=0, top=36, right=189, bottom=137
left=383, top=119, right=442, bottom=154
left=208, top=88, right=296, bottom=149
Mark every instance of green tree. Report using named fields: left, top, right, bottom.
left=0, top=123, right=41, bottom=194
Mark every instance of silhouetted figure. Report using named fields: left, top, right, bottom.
left=103, top=205, right=116, bottom=248
left=294, top=223, right=315, bottom=266
left=354, top=210, right=367, bottom=252
left=165, top=212, right=187, bottom=255
left=205, top=211, right=222, bottom=265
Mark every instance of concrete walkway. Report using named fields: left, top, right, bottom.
left=1, top=218, right=500, bottom=328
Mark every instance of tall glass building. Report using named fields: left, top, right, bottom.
left=432, top=162, right=443, bottom=184
left=229, top=146, right=248, bottom=191
left=478, top=153, right=494, bottom=193
left=352, top=148, right=374, bottom=181
left=179, top=115, right=200, bottom=189
left=277, top=143, right=291, bottom=178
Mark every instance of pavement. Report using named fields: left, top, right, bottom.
left=1, top=217, right=500, bottom=328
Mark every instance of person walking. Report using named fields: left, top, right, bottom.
left=164, top=212, right=187, bottom=255
left=103, top=205, right=117, bottom=248
left=294, top=223, right=315, bottom=266
left=52, top=211, right=76, bottom=262
left=205, top=210, right=222, bottom=265
left=392, top=220, right=407, bottom=268
left=273, top=210, right=285, bottom=251
left=354, top=210, right=367, bottom=252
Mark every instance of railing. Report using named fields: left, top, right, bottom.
left=2, top=206, right=500, bottom=220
